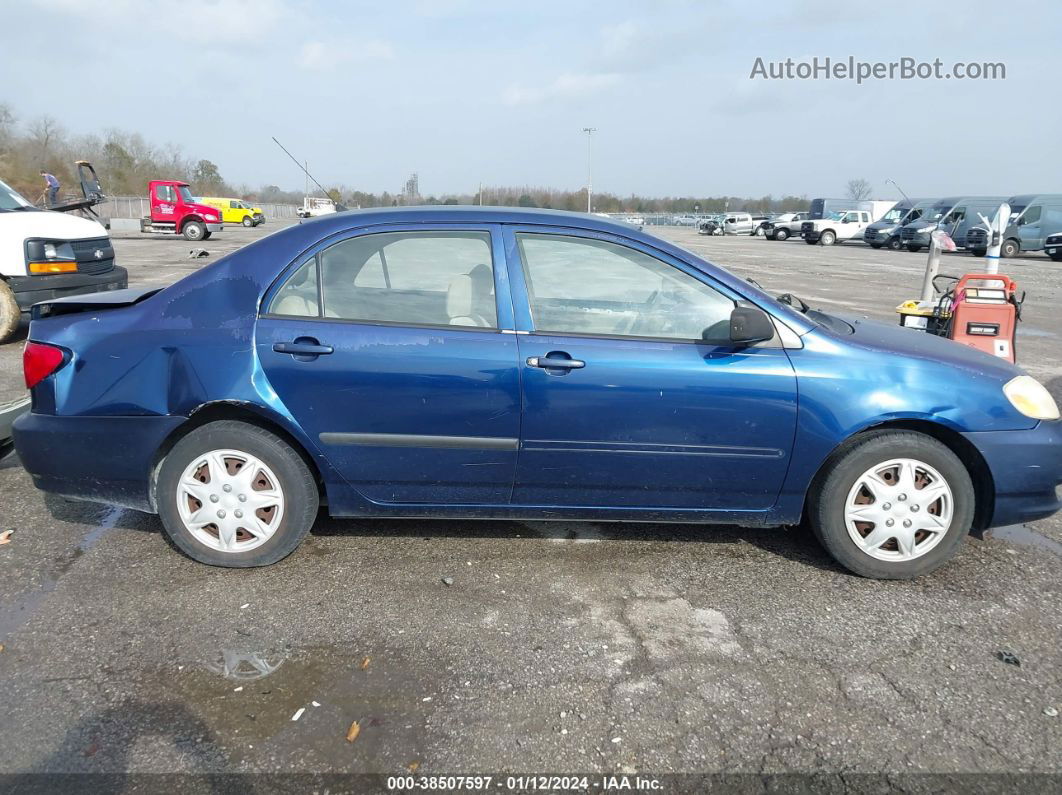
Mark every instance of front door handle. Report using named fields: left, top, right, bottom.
left=526, top=355, right=585, bottom=370
left=273, top=338, right=334, bottom=357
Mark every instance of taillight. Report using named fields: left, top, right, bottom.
left=24, top=342, right=66, bottom=389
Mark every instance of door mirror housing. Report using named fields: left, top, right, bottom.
left=728, top=305, right=775, bottom=345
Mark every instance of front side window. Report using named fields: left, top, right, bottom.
left=156, top=185, right=175, bottom=203
left=1021, top=205, right=1042, bottom=225
left=516, top=233, right=735, bottom=341
left=271, top=230, right=496, bottom=327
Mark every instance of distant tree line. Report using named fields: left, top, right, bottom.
left=1, top=100, right=812, bottom=213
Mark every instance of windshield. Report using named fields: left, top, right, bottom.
left=0, top=178, right=34, bottom=211
left=177, top=185, right=195, bottom=203
left=921, top=203, right=953, bottom=223
left=879, top=207, right=907, bottom=223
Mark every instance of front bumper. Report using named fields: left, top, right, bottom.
left=963, top=420, right=1062, bottom=528
left=13, top=412, right=187, bottom=512
left=7, top=267, right=129, bottom=311
left=253, top=213, right=265, bottom=225
left=206, top=223, right=223, bottom=233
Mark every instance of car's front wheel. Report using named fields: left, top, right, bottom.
left=183, top=221, right=206, bottom=241
left=242, top=216, right=254, bottom=227
left=156, top=421, right=318, bottom=567
left=808, top=431, right=974, bottom=579
left=775, top=228, right=789, bottom=241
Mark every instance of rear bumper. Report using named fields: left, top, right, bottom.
left=12, top=412, right=187, bottom=512
left=8, top=267, right=128, bottom=311
left=963, top=421, right=1062, bottom=528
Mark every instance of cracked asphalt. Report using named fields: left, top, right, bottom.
left=1, top=221, right=1060, bottom=783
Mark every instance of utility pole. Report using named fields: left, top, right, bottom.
left=582, top=127, right=596, bottom=213
left=479, top=182, right=483, bottom=206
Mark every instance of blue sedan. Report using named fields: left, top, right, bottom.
left=13, top=207, right=1062, bottom=578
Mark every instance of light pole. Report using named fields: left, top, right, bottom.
left=885, top=178, right=911, bottom=203
left=582, top=127, right=596, bottom=213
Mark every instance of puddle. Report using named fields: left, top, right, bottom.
left=204, top=650, right=285, bottom=681
left=988, top=524, right=1062, bottom=557
left=161, top=645, right=432, bottom=768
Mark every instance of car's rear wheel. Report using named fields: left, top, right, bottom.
left=808, top=431, right=974, bottom=579
left=0, top=280, right=21, bottom=343
left=775, top=228, right=789, bottom=241
left=156, top=421, right=318, bottom=567
left=242, top=216, right=254, bottom=227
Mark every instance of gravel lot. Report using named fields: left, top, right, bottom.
left=1, top=220, right=1060, bottom=783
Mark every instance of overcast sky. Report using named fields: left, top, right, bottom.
left=4, top=0, right=1057, bottom=200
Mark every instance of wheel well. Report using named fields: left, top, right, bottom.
left=149, top=402, right=328, bottom=511
left=804, top=419, right=995, bottom=532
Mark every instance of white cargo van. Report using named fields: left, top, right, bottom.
left=0, top=178, right=127, bottom=342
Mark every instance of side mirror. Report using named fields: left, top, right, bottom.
left=729, top=305, right=775, bottom=345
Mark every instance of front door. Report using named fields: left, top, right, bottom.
left=1017, top=205, right=1043, bottom=250
left=504, top=227, right=798, bottom=512
left=257, top=225, right=521, bottom=505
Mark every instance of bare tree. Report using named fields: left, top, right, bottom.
left=846, top=178, right=872, bottom=201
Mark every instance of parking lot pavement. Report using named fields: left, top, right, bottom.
left=1, top=223, right=1061, bottom=778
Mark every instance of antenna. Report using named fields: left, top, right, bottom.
left=272, top=136, right=347, bottom=211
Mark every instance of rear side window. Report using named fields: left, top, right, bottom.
left=270, top=257, right=319, bottom=317
left=271, top=231, right=497, bottom=328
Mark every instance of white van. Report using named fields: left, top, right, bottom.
left=0, top=178, right=127, bottom=342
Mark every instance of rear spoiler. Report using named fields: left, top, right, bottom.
left=32, top=287, right=162, bottom=320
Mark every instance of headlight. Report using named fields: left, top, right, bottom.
left=26, top=239, right=75, bottom=261
left=1004, top=375, right=1060, bottom=420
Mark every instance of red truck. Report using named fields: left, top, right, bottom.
left=140, top=180, right=223, bottom=241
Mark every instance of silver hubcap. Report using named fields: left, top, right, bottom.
left=176, top=449, right=284, bottom=553
left=844, top=457, right=953, bottom=562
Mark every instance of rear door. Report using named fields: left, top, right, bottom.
left=503, top=226, right=798, bottom=512
left=256, top=224, right=521, bottom=505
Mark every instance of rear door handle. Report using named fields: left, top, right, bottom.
left=273, top=339, right=334, bottom=356
left=526, top=356, right=585, bottom=370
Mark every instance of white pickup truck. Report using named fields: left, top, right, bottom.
left=800, top=209, right=875, bottom=246
left=0, top=177, right=127, bottom=342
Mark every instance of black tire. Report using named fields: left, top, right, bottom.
left=1000, top=239, right=1019, bottom=258
left=969, top=248, right=986, bottom=257
left=156, top=421, right=318, bottom=567
left=820, top=230, right=836, bottom=246
left=242, top=215, right=254, bottom=227
left=869, top=243, right=883, bottom=249
left=775, top=228, right=789, bottom=241
left=808, top=431, right=974, bottom=579
left=886, top=238, right=902, bottom=251
left=804, top=238, right=817, bottom=245
left=0, top=279, right=20, bottom=343
left=183, top=221, right=206, bottom=241
left=907, top=244, right=922, bottom=253
left=1050, top=254, right=1062, bottom=262
left=202, top=231, right=213, bottom=240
